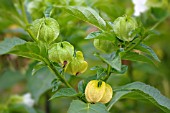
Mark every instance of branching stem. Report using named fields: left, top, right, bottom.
left=20, top=0, right=29, bottom=25
left=46, top=60, right=72, bottom=88
left=103, top=64, right=111, bottom=81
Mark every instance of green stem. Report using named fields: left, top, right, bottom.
left=125, top=36, right=143, bottom=52
left=107, top=64, right=111, bottom=75
left=19, top=0, right=39, bottom=42
left=125, top=15, right=169, bottom=53
left=94, top=54, right=112, bottom=81
left=150, top=15, right=169, bottom=30
left=26, top=29, right=38, bottom=42
left=46, top=60, right=87, bottom=102
left=127, top=61, right=133, bottom=82
left=20, top=0, right=29, bottom=25
left=46, top=60, right=72, bottom=88
left=103, top=64, right=111, bottom=82
left=45, top=93, right=51, bottom=113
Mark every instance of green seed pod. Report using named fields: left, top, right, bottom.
left=93, top=39, right=117, bottom=53
left=48, top=41, right=74, bottom=66
left=85, top=80, right=113, bottom=104
left=65, top=51, right=88, bottom=75
left=113, top=16, right=138, bottom=42
left=29, top=17, right=59, bottom=44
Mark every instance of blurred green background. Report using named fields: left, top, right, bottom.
left=0, top=0, right=170, bottom=113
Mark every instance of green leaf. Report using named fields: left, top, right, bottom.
left=68, top=100, right=109, bottom=113
left=51, top=78, right=61, bottom=92
left=96, top=67, right=106, bottom=79
left=78, top=80, right=86, bottom=93
left=111, top=65, right=128, bottom=74
left=95, top=53, right=122, bottom=71
left=151, top=7, right=168, bottom=20
left=32, top=62, right=46, bottom=76
left=91, top=66, right=107, bottom=79
left=107, top=91, right=131, bottom=110
left=61, top=6, right=106, bottom=30
left=121, top=52, right=155, bottom=65
left=90, top=66, right=99, bottom=70
left=85, top=31, right=102, bottom=39
left=107, top=82, right=170, bottom=113
left=0, top=37, right=26, bottom=55
left=50, top=88, right=78, bottom=100
left=108, top=53, right=122, bottom=71
left=8, top=42, right=48, bottom=62
left=0, top=0, right=17, bottom=12
left=44, top=5, right=53, bottom=17
left=85, top=31, right=116, bottom=41
left=135, top=43, right=161, bottom=62
left=26, top=66, right=55, bottom=102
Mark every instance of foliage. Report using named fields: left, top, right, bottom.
left=0, top=0, right=170, bottom=113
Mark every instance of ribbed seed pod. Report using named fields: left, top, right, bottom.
left=85, top=80, right=113, bottom=104
left=99, top=84, right=113, bottom=104
left=113, top=16, right=138, bottom=42
left=29, top=17, right=59, bottom=44
left=85, top=80, right=106, bottom=103
left=48, top=41, right=74, bottom=66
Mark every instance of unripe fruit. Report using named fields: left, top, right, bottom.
left=48, top=41, right=74, bottom=66
left=113, top=16, right=138, bottom=42
left=93, top=39, right=117, bottom=53
left=65, top=51, right=88, bottom=75
left=29, top=17, right=59, bottom=44
left=85, top=80, right=113, bottom=104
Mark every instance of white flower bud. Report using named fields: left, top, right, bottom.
left=132, top=0, right=148, bottom=16
left=22, top=93, right=35, bottom=107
